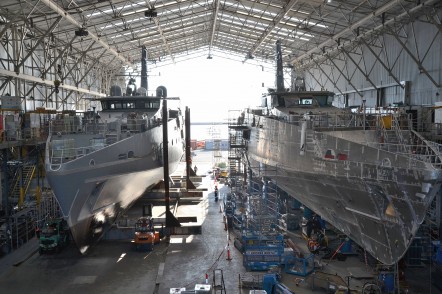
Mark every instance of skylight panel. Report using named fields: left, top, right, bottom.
left=99, top=17, right=144, bottom=30
left=278, top=26, right=314, bottom=38
left=236, top=10, right=273, bottom=22
left=121, top=0, right=181, bottom=17
left=285, top=17, right=328, bottom=29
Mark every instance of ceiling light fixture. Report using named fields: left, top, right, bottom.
left=74, top=28, right=89, bottom=37
left=144, top=8, right=157, bottom=18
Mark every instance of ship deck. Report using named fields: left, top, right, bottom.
left=0, top=151, right=439, bottom=293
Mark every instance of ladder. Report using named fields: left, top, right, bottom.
left=212, top=269, right=226, bottom=293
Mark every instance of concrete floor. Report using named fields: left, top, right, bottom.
left=0, top=150, right=441, bottom=293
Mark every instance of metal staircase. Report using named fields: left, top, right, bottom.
left=9, top=163, right=36, bottom=206
left=376, top=112, right=416, bottom=154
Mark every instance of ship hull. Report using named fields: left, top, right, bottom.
left=45, top=119, right=183, bottom=253
left=246, top=115, right=442, bottom=265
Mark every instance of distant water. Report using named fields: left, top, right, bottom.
left=191, top=124, right=228, bottom=140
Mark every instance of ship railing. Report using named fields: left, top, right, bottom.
left=99, top=118, right=155, bottom=135
left=228, top=109, right=246, bottom=126
left=47, top=116, right=161, bottom=166
left=369, top=141, right=442, bottom=168
left=48, top=142, right=111, bottom=165
left=248, top=111, right=421, bottom=137
left=409, top=130, right=442, bottom=168
left=126, top=118, right=152, bottom=132
left=50, top=119, right=83, bottom=135
left=284, top=112, right=412, bottom=131
left=50, top=117, right=154, bottom=136
left=375, top=114, right=412, bottom=154
left=82, top=122, right=109, bottom=135
left=49, top=119, right=107, bottom=135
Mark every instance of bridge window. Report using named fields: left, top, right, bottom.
left=301, top=98, right=313, bottom=105
left=110, top=102, right=122, bottom=109
left=122, top=102, right=135, bottom=109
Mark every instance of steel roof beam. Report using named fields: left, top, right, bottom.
left=40, top=34, right=78, bottom=79
left=88, top=11, right=209, bottom=44
left=340, top=47, right=378, bottom=91
left=359, top=38, right=403, bottom=89
left=218, top=8, right=331, bottom=39
left=0, top=77, right=13, bottom=92
left=59, top=54, right=114, bottom=107
left=208, top=0, right=221, bottom=56
left=76, top=49, right=107, bottom=86
left=0, top=15, right=18, bottom=40
left=424, top=8, right=442, bottom=33
left=0, top=68, right=105, bottom=97
left=246, top=0, right=301, bottom=59
left=15, top=16, right=62, bottom=73
left=291, top=0, right=439, bottom=65
left=61, top=41, right=96, bottom=85
left=143, top=0, right=175, bottom=64
left=325, top=54, right=363, bottom=98
left=85, top=55, right=117, bottom=94
left=386, top=27, right=440, bottom=88
left=309, top=61, right=345, bottom=97
left=39, top=0, right=132, bottom=68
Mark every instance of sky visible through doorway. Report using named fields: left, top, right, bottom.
left=145, top=54, right=276, bottom=123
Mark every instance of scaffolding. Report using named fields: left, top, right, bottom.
left=228, top=110, right=248, bottom=196
left=36, top=191, right=61, bottom=227
left=242, top=172, right=284, bottom=271
left=226, top=110, right=248, bottom=231
left=226, top=110, right=285, bottom=270
left=208, top=124, right=223, bottom=168
left=402, top=189, right=442, bottom=269
left=0, top=190, right=60, bottom=255
left=212, top=269, right=226, bottom=293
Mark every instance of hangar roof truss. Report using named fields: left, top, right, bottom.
left=0, top=0, right=440, bottom=70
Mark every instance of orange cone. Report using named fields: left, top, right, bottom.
left=226, top=243, right=232, bottom=261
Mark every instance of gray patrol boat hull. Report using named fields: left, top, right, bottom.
left=45, top=111, right=184, bottom=253
left=245, top=112, right=442, bottom=265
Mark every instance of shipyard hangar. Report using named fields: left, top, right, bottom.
left=0, top=1, right=441, bottom=294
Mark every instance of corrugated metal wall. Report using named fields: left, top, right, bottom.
left=305, top=17, right=441, bottom=108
